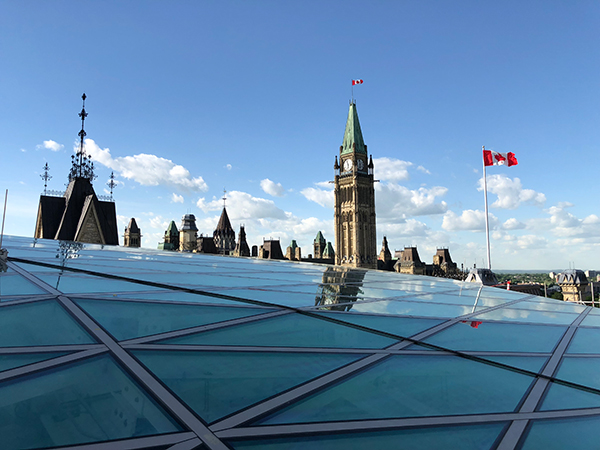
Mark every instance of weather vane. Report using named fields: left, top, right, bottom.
left=40, top=163, right=52, bottom=195
left=222, top=188, right=227, bottom=208
left=107, top=171, right=117, bottom=200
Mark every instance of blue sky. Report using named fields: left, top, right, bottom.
left=1, top=1, right=598, bottom=270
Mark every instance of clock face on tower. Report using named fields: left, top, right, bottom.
left=357, top=159, right=364, bottom=171
left=343, top=159, right=353, bottom=171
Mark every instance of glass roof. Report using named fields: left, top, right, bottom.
left=1, top=234, right=599, bottom=450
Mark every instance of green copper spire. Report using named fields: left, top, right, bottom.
left=341, top=102, right=366, bottom=156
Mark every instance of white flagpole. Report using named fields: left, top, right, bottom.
left=482, top=146, right=491, bottom=270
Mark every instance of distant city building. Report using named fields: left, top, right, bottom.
left=179, top=214, right=198, bottom=252
left=233, top=225, right=250, bottom=257
left=197, top=235, right=217, bottom=254
left=34, top=94, right=118, bottom=245
left=213, top=206, right=236, bottom=255
left=158, top=221, right=179, bottom=251
left=314, top=231, right=326, bottom=259
left=259, top=239, right=284, bottom=260
left=123, top=218, right=141, bottom=248
left=334, top=102, right=377, bottom=269
left=377, top=236, right=394, bottom=271
left=394, top=247, right=426, bottom=275
left=557, top=269, right=589, bottom=302
left=286, top=240, right=302, bottom=261
left=432, top=248, right=458, bottom=277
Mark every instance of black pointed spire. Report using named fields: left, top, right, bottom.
left=69, top=93, right=95, bottom=183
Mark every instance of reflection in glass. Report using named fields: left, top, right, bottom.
left=133, top=350, right=365, bottom=424
left=258, top=354, right=535, bottom=424
left=522, top=416, right=600, bottom=450
left=231, top=422, right=507, bottom=450
left=315, top=266, right=367, bottom=312
left=54, top=241, right=85, bottom=289
left=0, top=355, right=181, bottom=450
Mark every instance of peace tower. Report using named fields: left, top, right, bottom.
left=333, top=102, right=377, bottom=269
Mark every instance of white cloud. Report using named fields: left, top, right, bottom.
left=171, top=193, right=184, bottom=203
left=197, top=190, right=289, bottom=220
left=546, top=203, right=600, bottom=239
left=225, top=164, right=232, bottom=170
left=301, top=186, right=334, bottom=208
left=373, top=157, right=413, bottom=182
left=260, top=178, right=285, bottom=197
left=38, top=140, right=64, bottom=151
left=376, top=183, right=448, bottom=219
left=82, top=138, right=208, bottom=192
left=442, top=209, right=498, bottom=231
left=502, top=218, right=526, bottom=230
left=416, top=165, right=431, bottom=175
left=478, top=174, right=545, bottom=209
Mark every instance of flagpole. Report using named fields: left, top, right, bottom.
left=482, top=146, right=491, bottom=270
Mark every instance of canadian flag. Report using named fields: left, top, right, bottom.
left=352, top=79, right=363, bottom=85
left=483, top=150, right=518, bottom=167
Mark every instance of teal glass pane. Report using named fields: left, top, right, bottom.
left=0, top=352, right=68, bottom=372
left=580, top=314, right=600, bottom=328
left=35, top=272, right=162, bottom=294
left=159, top=313, right=397, bottom=348
left=421, top=322, right=566, bottom=353
left=0, top=354, right=181, bottom=450
left=0, top=300, right=95, bottom=347
left=522, top=416, right=600, bottom=450
left=567, top=328, right=600, bottom=354
left=347, top=299, right=474, bottom=318
left=258, top=354, right=535, bottom=424
left=512, top=300, right=586, bottom=314
left=315, top=311, right=443, bottom=338
left=471, top=308, right=579, bottom=325
left=540, top=357, right=600, bottom=410
left=113, top=291, right=252, bottom=306
left=0, top=271, right=45, bottom=297
left=230, top=422, right=507, bottom=450
left=74, top=298, right=274, bottom=341
left=483, top=356, right=549, bottom=374
left=133, top=350, right=365, bottom=423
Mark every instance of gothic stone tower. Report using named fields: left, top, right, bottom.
left=334, top=102, right=377, bottom=269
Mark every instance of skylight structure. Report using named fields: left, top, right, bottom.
left=1, top=235, right=600, bottom=449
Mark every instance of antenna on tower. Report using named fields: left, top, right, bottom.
left=69, top=93, right=96, bottom=183
left=40, top=163, right=52, bottom=195
left=222, top=188, right=227, bottom=209
left=106, top=171, right=117, bottom=200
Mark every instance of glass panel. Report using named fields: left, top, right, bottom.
left=315, top=312, right=443, bottom=338
left=0, top=271, right=46, bottom=297
left=35, top=272, right=163, bottom=294
left=567, top=328, right=600, bottom=354
left=160, top=313, right=397, bottom=348
left=0, top=352, right=68, bottom=372
left=512, top=300, right=586, bottom=314
left=580, top=314, right=600, bottom=328
left=421, top=322, right=566, bottom=353
left=522, top=415, right=600, bottom=450
left=471, top=308, right=579, bottom=325
left=258, top=354, right=535, bottom=424
left=344, top=299, right=474, bottom=318
left=482, top=356, right=548, bottom=374
left=0, top=354, right=181, bottom=450
left=75, top=298, right=274, bottom=341
left=0, top=300, right=96, bottom=347
left=133, top=350, right=365, bottom=424
left=111, top=291, right=253, bottom=306
left=230, top=422, right=507, bottom=450
left=540, top=357, right=600, bottom=410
